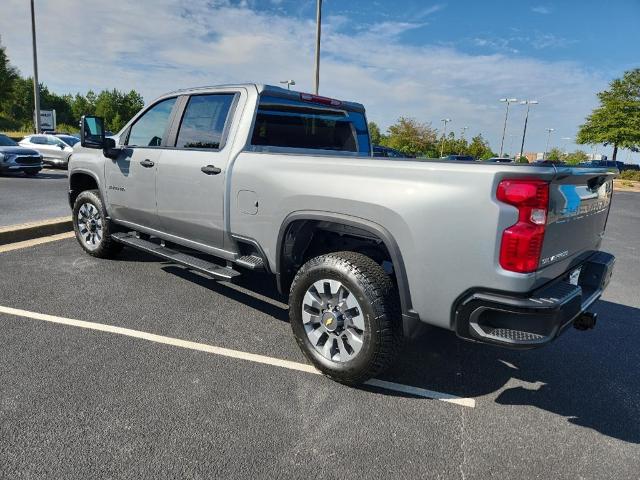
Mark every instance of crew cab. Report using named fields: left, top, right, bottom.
left=68, top=84, right=615, bottom=385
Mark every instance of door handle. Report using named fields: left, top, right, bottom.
left=140, top=159, right=155, bottom=168
left=201, top=165, right=222, bottom=175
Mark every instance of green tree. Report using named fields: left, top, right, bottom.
left=40, top=86, right=74, bottom=125
left=467, top=134, right=494, bottom=160
left=577, top=68, right=640, bottom=160
left=70, top=91, right=96, bottom=121
left=368, top=121, right=383, bottom=145
left=0, top=44, right=144, bottom=133
left=6, top=76, right=35, bottom=129
left=382, top=117, right=437, bottom=157
left=564, top=149, right=589, bottom=165
left=0, top=43, right=19, bottom=114
left=546, top=147, right=564, bottom=162
left=94, top=89, right=144, bottom=132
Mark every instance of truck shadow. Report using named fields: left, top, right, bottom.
left=381, top=300, right=640, bottom=444
left=155, top=263, right=640, bottom=444
left=161, top=266, right=290, bottom=322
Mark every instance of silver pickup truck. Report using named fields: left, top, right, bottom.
left=69, top=84, right=616, bottom=385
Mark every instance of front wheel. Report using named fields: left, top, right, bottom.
left=72, top=189, right=123, bottom=258
left=289, top=251, right=402, bottom=385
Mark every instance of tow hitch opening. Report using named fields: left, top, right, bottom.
left=574, top=311, right=597, bottom=331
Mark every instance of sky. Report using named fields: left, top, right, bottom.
left=0, top=0, right=638, bottom=160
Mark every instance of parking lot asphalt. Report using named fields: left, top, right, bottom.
left=0, top=168, right=69, bottom=227
left=0, top=192, right=639, bottom=479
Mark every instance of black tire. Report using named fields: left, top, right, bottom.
left=24, top=169, right=39, bottom=176
left=72, top=189, right=123, bottom=258
left=289, top=251, right=402, bottom=385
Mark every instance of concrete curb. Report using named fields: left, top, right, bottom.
left=0, top=217, right=73, bottom=246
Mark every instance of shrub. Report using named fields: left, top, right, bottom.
left=619, top=170, right=640, bottom=181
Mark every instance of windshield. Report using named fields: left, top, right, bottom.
left=59, top=136, right=79, bottom=146
left=0, top=134, right=18, bottom=147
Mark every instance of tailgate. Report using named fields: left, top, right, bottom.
left=540, top=167, right=615, bottom=272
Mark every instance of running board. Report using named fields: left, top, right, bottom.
left=112, top=232, right=241, bottom=281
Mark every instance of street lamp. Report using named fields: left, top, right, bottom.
left=459, top=126, right=468, bottom=155
left=440, top=118, right=451, bottom=158
left=314, top=0, right=322, bottom=94
left=499, top=98, right=518, bottom=157
left=544, top=128, right=555, bottom=160
left=518, top=100, right=538, bottom=160
left=280, top=80, right=296, bottom=90
left=561, top=136, right=572, bottom=154
left=30, top=0, right=41, bottom=133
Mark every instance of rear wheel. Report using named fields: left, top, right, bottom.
left=289, top=251, right=402, bottom=385
left=72, top=189, right=122, bottom=258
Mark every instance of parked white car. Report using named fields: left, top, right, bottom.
left=19, top=134, right=74, bottom=168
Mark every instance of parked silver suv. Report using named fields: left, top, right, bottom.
left=68, top=84, right=615, bottom=385
left=20, top=134, right=74, bottom=168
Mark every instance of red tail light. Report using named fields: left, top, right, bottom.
left=497, top=179, right=549, bottom=273
left=300, top=93, right=342, bottom=106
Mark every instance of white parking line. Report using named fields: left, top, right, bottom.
left=0, top=305, right=475, bottom=408
left=0, top=232, right=75, bottom=253
left=0, top=216, right=71, bottom=234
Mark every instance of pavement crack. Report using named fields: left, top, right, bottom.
left=456, top=339, right=469, bottom=480
left=458, top=406, right=468, bottom=480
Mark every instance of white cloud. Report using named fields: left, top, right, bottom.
left=415, top=3, right=447, bottom=19
left=531, top=5, right=552, bottom=14
left=0, top=0, right=616, bottom=154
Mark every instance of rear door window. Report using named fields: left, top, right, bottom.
left=126, top=97, right=177, bottom=147
left=175, top=94, right=235, bottom=149
left=250, top=95, right=369, bottom=154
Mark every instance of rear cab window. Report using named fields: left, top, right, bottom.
left=249, top=94, right=370, bottom=155
left=175, top=94, right=235, bottom=150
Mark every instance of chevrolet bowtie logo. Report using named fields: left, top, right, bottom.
left=325, top=317, right=334, bottom=326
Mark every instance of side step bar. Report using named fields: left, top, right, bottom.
left=235, top=254, right=265, bottom=270
left=112, top=232, right=241, bottom=281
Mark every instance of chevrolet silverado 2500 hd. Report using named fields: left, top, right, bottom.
left=69, top=84, right=615, bottom=385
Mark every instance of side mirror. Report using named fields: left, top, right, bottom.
left=103, top=137, right=121, bottom=160
left=80, top=115, right=105, bottom=149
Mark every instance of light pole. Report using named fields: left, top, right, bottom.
left=561, top=136, right=572, bottom=154
left=544, top=128, right=555, bottom=160
left=440, top=118, right=451, bottom=158
left=280, top=80, right=296, bottom=90
left=30, top=0, right=41, bottom=133
left=459, top=126, right=468, bottom=155
left=508, top=134, right=516, bottom=158
left=518, top=100, right=538, bottom=160
left=499, top=98, right=518, bottom=157
left=314, top=0, right=322, bottom=94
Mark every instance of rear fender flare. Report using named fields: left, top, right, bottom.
left=275, top=211, right=416, bottom=320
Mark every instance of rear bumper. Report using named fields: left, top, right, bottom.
left=454, top=251, right=615, bottom=349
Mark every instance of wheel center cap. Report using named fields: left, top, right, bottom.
left=321, top=311, right=340, bottom=332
